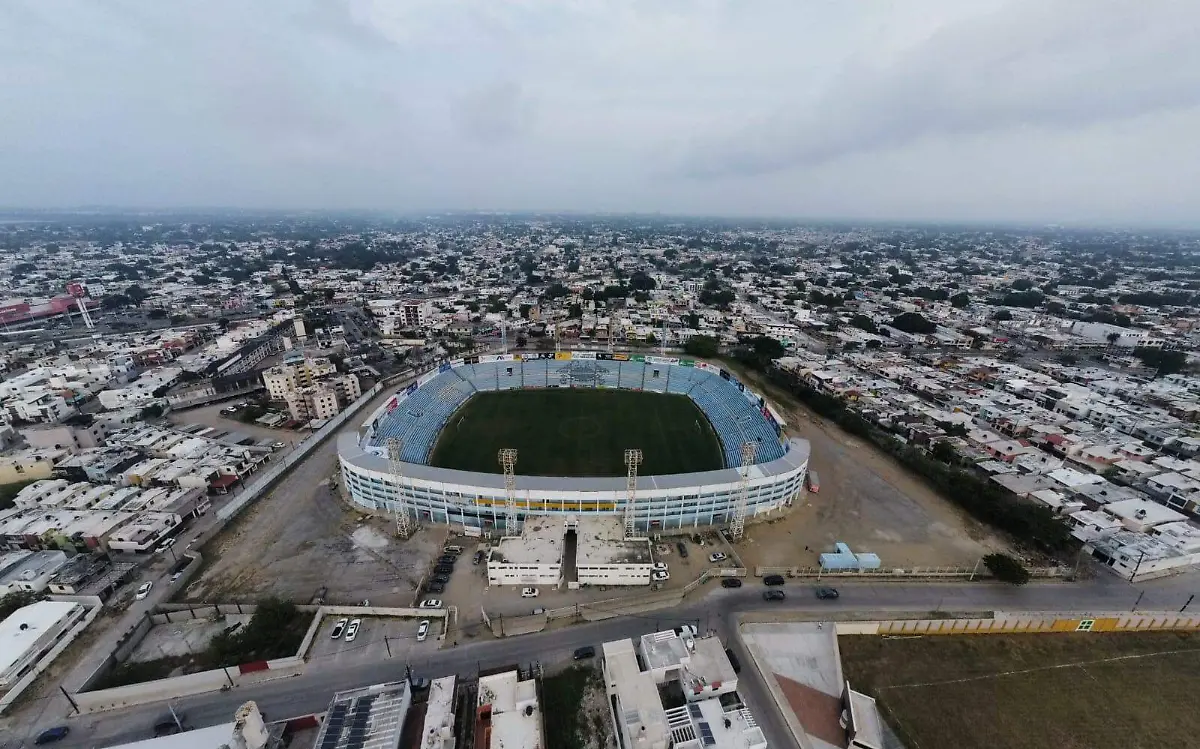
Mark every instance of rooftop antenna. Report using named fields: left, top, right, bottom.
left=387, top=438, right=414, bottom=538
left=730, top=442, right=757, bottom=541
left=499, top=448, right=519, bottom=536
left=624, top=448, right=643, bottom=538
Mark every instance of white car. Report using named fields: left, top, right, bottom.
left=417, top=620, right=430, bottom=642
left=652, top=570, right=670, bottom=582
left=653, top=562, right=668, bottom=572
left=344, top=619, right=361, bottom=642
left=135, top=581, right=153, bottom=600
left=158, top=537, right=177, bottom=552
left=708, top=552, right=728, bottom=563
left=420, top=599, right=443, bottom=609
left=330, top=618, right=349, bottom=639
left=520, top=587, right=539, bottom=598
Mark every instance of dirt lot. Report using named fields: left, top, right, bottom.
left=127, top=614, right=252, bottom=663
left=169, top=402, right=296, bottom=444
left=719, top=360, right=1010, bottom=569
left=182, top=396, right=447, bottom=605
left=840, top=631, right=1200, bottom=749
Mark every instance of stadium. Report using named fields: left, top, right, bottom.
left=338, top=352, right=810, bottom=534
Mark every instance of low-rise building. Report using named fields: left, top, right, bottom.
left=0, top=600, right=86, bottom=688
left=476, top=669, right=543, bottom=749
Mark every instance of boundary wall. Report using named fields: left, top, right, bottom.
left=835, top=610, right=1200, bottom=636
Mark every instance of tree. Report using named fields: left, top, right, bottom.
left=1106, top=331, right=1121, bottom=348
left=890, top=312, right=936, bottom=335
left=125, top=284, right=150, bottom=306
left=983, top=553, right=1032, bottom=585
left=629, top=270, right=657, bottom=292
left=683, top=335, right=720, bottom=358
left=993, top=309, right=1013, bottom=322
left=849, top=314, right=878, bottom=334
left=0, top=590, right=42, bottom=620
left=685, top=312, right=700, bottom=329
left=147, top=308, right=168, bottom=319
left=1011, top=278, right=1035, bottom=292
left=950, top=292, right=970, bottom=308
left=931, top=440, right=959, bottom=464
left=1133, top=347, right=1188, bottom=377
left=515, top=335, right=528, bottom=348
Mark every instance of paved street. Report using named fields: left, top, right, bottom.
left=22, top=570, right=1198, bottom=749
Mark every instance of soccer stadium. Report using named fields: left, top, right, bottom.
left=338, top=353, right=810, bottom=533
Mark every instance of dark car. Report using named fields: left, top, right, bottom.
left=432, top=574, right=450, bottom=584
left=725, top=648, right=742, bottom=674
left=434, top=565, right=454, bottom=575
left=154, top=714, right=187, bottom=736
left=763, top=574, right=785, bottom=586
left=573, top=646, right=596, bottom=660
left=815, top=587, right=840, bottom=600
left=426, top=582, right=445, bottom=594
left=34, top=727, right=70, bottom=745
left=473, top=550, right=486, bottom=565
left=676, top=541, right=689, bottom=558
left=438, top=555, right=456, bottom=565
left=721, top=578, right=743, bottom=589
left=763, top=590, right=786, bottom=601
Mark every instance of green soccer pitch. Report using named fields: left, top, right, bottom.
left=427, top=388, right=725, bottom=477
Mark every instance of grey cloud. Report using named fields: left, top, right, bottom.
left=684, top=0, right=1200, bottom=178
left=453, top=82, right=535, bottom=145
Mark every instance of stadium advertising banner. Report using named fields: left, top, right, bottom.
left=450, top=358, right=465, bottom=368
left=438, top=362, right=452, bottom=373
left=554, top=352, right=573, bottom=360
left=631, top=355, right=646, bottom=362
left=386, top=396, right=399, bottom=412
left=574, top=351, right=597, bottom=360
left=695, top=361, right=716, bottom=372
left=466, top=356, right=480, bottom=365
left=405, top=382, right=419, bottom=395
left=496, top=354, right=515, bottom=362
left=719, top=368, right=732, bottom=380
left=479, top=354, right=501, bottom=363
left=679, top=359, right=695, bottom=367
left=743, top=387, right=761, bottom=404
left=646, top=355, right=678, bottom=366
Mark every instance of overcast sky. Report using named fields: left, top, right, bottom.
left=2, top=0, right=1198, bottom=225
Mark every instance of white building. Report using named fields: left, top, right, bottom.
left=487, top=516, right=563, bottom=586
left=576, top=516, right=654, bottom=587
left=476, top=669, right=543, bottom=749
left=421, top=676, right=458, bottom=749
left=97, top=367, right=181, bottom=410
left=0, top=550, right=69, bottom=595
left=603, top=632, right=763, bottom=749
left=0, top=600, right=85, bottom=687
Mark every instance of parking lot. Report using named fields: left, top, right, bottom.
left=307, top=614, right=443, bottom=667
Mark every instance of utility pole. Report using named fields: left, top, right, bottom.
left=1181, top=594, right=1194, bottom=613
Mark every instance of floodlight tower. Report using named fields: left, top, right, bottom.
left=387, top=438, right=414, bottom=538
left=66, top=282, right=94, bottom=330
left=499, top=449, right=519, bottom=536
left=730, top=442, right=757, bottom=541
left=624, top=449, right=643, bottom=538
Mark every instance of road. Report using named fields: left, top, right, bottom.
left=28, top=571, right=1200, bottom=749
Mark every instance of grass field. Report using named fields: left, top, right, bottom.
left=428, top=389, right=724, bottom=477
left=839, top=631, right=1200, bottom=749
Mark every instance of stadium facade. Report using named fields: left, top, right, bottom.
left=338, top=353, right=810, bottom=532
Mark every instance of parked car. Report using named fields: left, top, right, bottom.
left=815, top=586, right=840, bottom=600
left=434, top=565, right=454, bottom=575
left=330, top=618, right=349, bottom=639
left=473, top=550, right=486, bottom=565
left=444, top=545, right=463, bottom=555
left=420, top=599, right=443, bottom=609
left=417, top=620, right=430, bottom=642
left=652, top=570, right=670, bottom=582
left=432, top=574, right=450, bottom=584
left=426, top=582, right=445, bottom=594
left=653, top=561, right=668, bottom=572
left=521, top=587, right=539, bottom=598
left=763, top=575, right=785, bottom=586
left=170, top=572, right=184, bottom=583
left=676, top=541, right=689, bottom=558
left=135, top=581, right=154, bottom=600
left=361, top=599, right=370, bottom=607
left=344, top=619, right=361, bottom=642
left=725, top=648, right=742, bottom=673
left=438, top=555, right=457, bottom=565
left=34, top=727, right=70, bottom=744
left=271, top=441, right=286, bottom=449
left=806, top=470, right=820, bottom=494
left=708, top=552, right=728, bottom=563
left=573, top=646, right=596, bottom=660
left=763, top=590, right=786, bottom=601
left=721, top=578, right=743, bottom=589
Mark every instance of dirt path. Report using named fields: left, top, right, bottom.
left=716, top=359, right=1010, bottom=569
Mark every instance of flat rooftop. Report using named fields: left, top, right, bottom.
left=420, top=676, right=457, bottom=749
left=0, top=601, right=82, bottom=679
left=313, top=681, right=410, bottom=749
left=602, top=639, right=669, bottom=749
left=476, top=670, right=541, bottom=749
left=491, top=515, right=563, bottom=565
left=666, top=699, right=767, bottom=749
left=576, top=516, right=653, bottom=566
